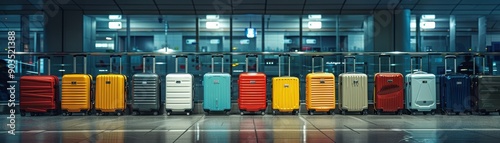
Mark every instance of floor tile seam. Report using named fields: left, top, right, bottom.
left=462, top=128, right=500, bottom=139
left=172, top=115, right=205, bottom=143
left=253, top=118, right=259, bottom=143
left=299, top=115, right=337, bottom=143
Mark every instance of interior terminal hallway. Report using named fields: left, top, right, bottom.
left=1, top=114, right=500, bottom=143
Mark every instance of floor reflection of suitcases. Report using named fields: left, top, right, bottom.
left=439, top=55, right=472, bottom=115
left=61, top=55, right=93, bottom=116
left=405, top=56, right=437, bottom=115
left=272, top=54, right=300, bottom=115
left=203, top=55, right=231, bottom=115
left=132, top=55, right=161, bottom=115
left=20, top=56, right=60, bottom=116
left=238, top=54, right=267, bottom=115
left=471, top=55, right=500, bottom=115
left=306, top=55, right=335, bottom=115
left=165, top=55, right=194, bottom=116
left=95, top=55, right=127, bottom=116
left=339, top=56, right=368, bottom=115
left=373, top=55, right=404, bottom=115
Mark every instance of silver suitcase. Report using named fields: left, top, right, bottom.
left=165, top=55, right=194, bottom=116
left=131, top=56, right=161, bottom=115
left=339, top=56, right=368, bottom=115
left=405, top=56, right=437, bottom=115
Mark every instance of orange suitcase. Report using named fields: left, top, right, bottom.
left=305, top=55, right=336, bottom=115
left=61, top=55, right=93, bottom=116
left=94, top=55, right=127, bottom=116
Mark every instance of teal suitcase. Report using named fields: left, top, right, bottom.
left=203, top=55, right=231, bottom=115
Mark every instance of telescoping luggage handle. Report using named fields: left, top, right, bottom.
left=37, top=56, right=51, bottom=75
left=142, top=55, right=156, bottom=73
left=311, top=55, right=324, bottom=73
left=410, top=56, right=423, bottom=73
left=444, top=55, right=457, bottom=74
left=174, top=55, right=188, bottom=73
left=211, top=54, right=224, bottom=73
left=278, top=54, right=291, bottom=77
left=109, top=55, right=122, bottom=74
left=73, top=54, right=87, bottom=74
left=473, top=55, right=486, bottom=75
left=245, top=54, right=259, bottom=72
left=378, top=55, right=392, bottom=72
left=343, top=56, right=357, bottom=73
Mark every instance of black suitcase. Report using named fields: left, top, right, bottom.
left=131, top=55, right=161, bottom=115
left=471, top=56, right=500, bottom=115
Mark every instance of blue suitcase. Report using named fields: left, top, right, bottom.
left=203, top=55, right=231, bottom=115
left=439, top=55, right=472, bottom=115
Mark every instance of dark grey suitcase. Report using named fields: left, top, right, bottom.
left=131, top=55, right=161, bottom=115
left=472, top=55, right=500, bottom=115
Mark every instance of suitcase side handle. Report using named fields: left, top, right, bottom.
left=142, top=55, right=156, bottom=73
left=378, top=55, right=391, bottom=73
left=109, top=55, right=122, bottom=74
left=174, top=55, right=188, bottom=73
left=37, top=56, right=51, bottom=75
left=343, top=56, right=356, bottom=73
left=473, top=55, right=486, bottom=75
left=444, top=55, right=457, bottom=74
left=245, top=54, right=259, bottom=72
left=73, top=55, right=87, bottom=74
left=211, top=55, right=224, bottom=73
left=278, top=54, right=291, bottom=76
left=311, top=55, right=324, bottom=73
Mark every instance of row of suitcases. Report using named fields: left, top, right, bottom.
left=18, top=54, right=500, bottom=116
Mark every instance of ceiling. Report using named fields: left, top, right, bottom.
left=1, top=0, right=500, bottom=15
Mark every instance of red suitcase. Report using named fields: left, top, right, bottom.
left=20, top=57, right=60, bottom=116
left=374, top=55, right=404, bottom=115
left=238, top=54, right=267, bottom=115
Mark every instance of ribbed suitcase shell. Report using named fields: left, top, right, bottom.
left=272, top=77, right=300, bottom=114
left=439, top=74, right=472, bottom=115
left=61, top=74, right=92, bottom=114
left=305, top=73, right=336, bottom=113
left=374, top=73, right=404, bottom=113
left=95, top=74, right=127, bottom=115
left=165, top=73, right=194, bottom=114
left=19, top=75, right=60, bottom=115
left=203, top=73, right=231, bottom=113
left=472, top=75, right=500, bottom=114
left=132, top=73, right=160, bottom=114
left=339, top=73, right=368, bottom=114
left=238, top=72, right=267, bottom=114
left=405, top=72, right=437, bottom=114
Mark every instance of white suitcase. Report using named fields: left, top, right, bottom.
left=339, top=56, right=368, bottom=115
left=405, top=57, right=437, bottom=115
left=165, top=55, right=194, bottom=116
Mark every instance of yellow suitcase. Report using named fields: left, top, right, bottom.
left=272, top=54, right=300, bottom=115
left=61, top=55, right=93, bottom=116
left=95, top=55, right=127, bottom=116
left=305, top=56, right=335, bottom=115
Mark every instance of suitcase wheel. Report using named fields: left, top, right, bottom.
left=240, top=111, right=245, bottom=115
left=261, top=111, right=265, bottom=116
left=430, top=111, right=436, bottom=115
left=166, top=112, right=171, bottom=116
left=68, top=113, right=73, bottom=116
left=294, top=110, right=299, bottom=115
left=62, top=112, right=68, bottom=116
left=397, top=110, right=403, bottom=115
left=362, top=110, right=368, bottom=115
left=204, top=112, right=209, bottom=116
left=116, top=112, right=122, bottom=116
left=225, top=111, right=230, bottom=115
left=329, top=110, right=335, bottom=116
left=20, top=112, right=26, bottom=116
left=132, top=111, right=139, bottom=116
left=153, top=111, right=159, bottom=116
left=186, top=112, right=190, bottom=116
left=272, top=110, right=277, bottom=115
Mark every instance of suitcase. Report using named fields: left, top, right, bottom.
left=131, top=55, right=161, bottom=115
left=471, top=55, right=500, bottom=115
left=374, top=55, right=404, bottom=115
left=405, top=56, right=437, bottom=115
left=19, top=56, right=60, bottom=116
left=94, top=55, right=127, bottom=116
left=339, top=56, right=368, bottom=115
left=203, top=55, right=231, bottom=115
left=439, top=55, right=472, bottom=115
left=305, top=55, right=335, bottom=115
left=272, top=54, right=300, bottom=115
left=238, top=54, right=267, bottom=115
left=165, top=55, right=194, bottom=116
left=61, top=55, right=93, bottom=116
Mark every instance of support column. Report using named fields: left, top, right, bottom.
left=395, top=9, right=411, bottom=52
left=21, top=15, right=30, bottom=65
left=478, top=16, right=486, bottom=52
left=449, top=15, right=456, bottom=52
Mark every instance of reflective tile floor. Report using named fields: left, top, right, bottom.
left=1, top=114, right=500, bottom=143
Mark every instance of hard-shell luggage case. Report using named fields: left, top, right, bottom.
left=471, top=56, right=500, bottom=115
left=61, top=55, right=93, bottom=116
left=272, top=54, right=300, bottom=115
left=405, top=56, right=437, bottom=115
left=439, top=55, right=472, bottom=115
left=19, top=56, right=60, bottom=116
left=305, top=55, right=335, bottom=115
left=203, top=55, right=231, bottom=115
left=94, top=55, right=127, bottom=116
left=238, top=54, right=267, bottom=115
left=131, top=55, right=161, bottom=115
left=165, top=55, right=194, bottom=116
left=374, top=55, right=404, bottom=115
left=339, top=56, right=368, bottom=115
